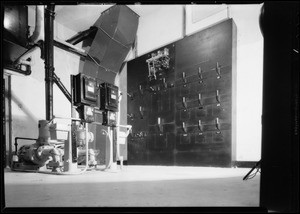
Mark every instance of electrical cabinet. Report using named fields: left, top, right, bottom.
left=127, top=19, right=237, bottom=167
left=100, top=82, right=119, bottom=112
left=102, top=110, right=117, bottom=127
left=77, top=105, right=95, bottom=123
left=73, top=73, right=97, bottom=107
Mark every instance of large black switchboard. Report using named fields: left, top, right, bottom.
left=127, top=19, right=237, bottom=167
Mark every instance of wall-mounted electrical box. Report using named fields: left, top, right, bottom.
left=73, top=73, right=97, bottom=107
left=102, top=110, right=117, bottom=127
left=100, top=82, right=119, bottom=112
left=77, top=105, right=95, bottom=123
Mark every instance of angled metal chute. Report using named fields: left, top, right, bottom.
left=79, top=5, right=139, bottom=82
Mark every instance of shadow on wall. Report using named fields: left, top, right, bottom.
left=5, top=89, right=39, bottom=166
left=7, top=90, right=38, bottom=124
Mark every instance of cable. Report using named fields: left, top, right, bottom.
left=100, top=129, right=113, bottom=171
left=243, top=167, right=261, bottom=180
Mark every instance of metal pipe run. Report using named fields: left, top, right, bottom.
left=14, top=137, right=37, bottom=154
left=44, top=5, right=55, bottom=121
left=53, top=39, right=87, bottom=58
left=66, top=26, right=98, bottom=45
left=4, top=65, right=31, bottom=76
left=53, top=72, right=71, bottom=103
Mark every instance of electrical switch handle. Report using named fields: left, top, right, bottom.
left=139, top=85, right=143, bottom=95
left=198, top=120, right=203, bottom=132
left=215, top=118, right=220, bottom=130
left=182, top=122, right=187, bottom=133
left=198, top=67, right=203, bottom=82
left=216, top=62, right=221, bottom=79
left=182, top=97, right=187, bottom=109
left=216, top=90, right=220, bottom=104
left=162, top=78, right=167, bottom=89
left=182, top=72, right=187, bottom=84
left=198, top=93, right=203, bottom=106
left=139, top=106, right=144, bottom=119
left=157, top=117, right=163, bottom=132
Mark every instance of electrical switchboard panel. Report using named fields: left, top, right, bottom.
left=100, top=82, right=119, bottom=112
left=73, top=73, right=97, bottom=106
left=127, top=19, right=237, bottom=167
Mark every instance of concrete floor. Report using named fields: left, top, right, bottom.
left=4, top=165, right=260, bottom=208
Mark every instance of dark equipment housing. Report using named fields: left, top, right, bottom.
left=73, top=73, right=97, bottom=107
left=100, top=82, right=119, bottom=112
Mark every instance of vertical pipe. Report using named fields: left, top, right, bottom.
left=7, top=76, right=12, bottom=167
left=44, top=5, right=55, bottom=121
left=112, top=127, right=117, bottom=163
left=183, top=5, right=186, bottom=37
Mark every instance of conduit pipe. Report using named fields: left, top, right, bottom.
left=44, top=4, right=55, bottom=121
left=30, top=5, right=45, bottom=44
left=53, top=72, right=72, bottom=103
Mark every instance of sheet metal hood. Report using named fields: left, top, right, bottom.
left=82, top=5, right=139, bottom=83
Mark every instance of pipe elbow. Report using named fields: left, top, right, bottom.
left=30, top=5, right=45, bottom=44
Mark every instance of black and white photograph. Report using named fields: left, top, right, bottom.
left=1, top=1, right=299, bottom=213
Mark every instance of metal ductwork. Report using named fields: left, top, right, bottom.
left=3, top=5, right=43, bottom=76
left=79, top=5, right=139, bottom=83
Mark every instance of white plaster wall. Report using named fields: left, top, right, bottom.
left=230, top=5, right=263, bottom=161
left=134, top=4, right=263, bottom=161
left=135, top=5, right=184, bottom=57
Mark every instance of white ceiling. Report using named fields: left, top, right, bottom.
left=53, top=5, right=163, bottom=33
